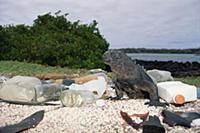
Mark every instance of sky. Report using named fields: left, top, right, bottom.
left=0, top=0, right=199, bottom=49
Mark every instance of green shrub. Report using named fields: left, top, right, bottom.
left=0, top=12, right=109, bottom=69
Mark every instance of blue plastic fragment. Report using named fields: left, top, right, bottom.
left=197, top=88, right=200, bottom=99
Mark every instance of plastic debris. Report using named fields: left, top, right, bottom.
left=157, top=81, right=197, bottom=105
left=69, top=76, right=107, bottom=99
left=197, top=87, right=200, bottom=99
left=60, top=90, right=96, bottom=107
left=34, top=83, right=64, bottom=103
left=0, top=110, right=44, bottom=133
left=120, top=111, right=149, bottom=130
left=175, top=111, right=200, bottom=123
left=147, top=69, right=173, bottom=83
left=162, top=110, right=191, bottom=128
left=143, top=115, right=165, bottom=133
left=120, top=110, right=141, bottom=130
left=0, top=76, right=64, bottom=104
left=0, top=76, right=42, bottom=103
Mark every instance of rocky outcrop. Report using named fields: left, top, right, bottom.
left=136, top=60, right=200, bottom=77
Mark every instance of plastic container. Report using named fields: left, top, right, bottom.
left=69, top=76, right=107, bottom=98
left=147, top=69, right=173, bottom=83
left=0, top=76, right=42, bottom=103
left=157, top=81, right=197, bottom=105
left=197, top=87, right=200, bottom=99
left=34, top=83, right=64, bottom=102
left=60, top=90, right=96, bottom=107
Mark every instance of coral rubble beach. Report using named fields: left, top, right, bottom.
left=1, top=99, right=200, bottom=133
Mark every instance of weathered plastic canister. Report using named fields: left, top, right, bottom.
left=68, top=76, right=107, bottom=98
left=157, top=81, right=197, bottom=105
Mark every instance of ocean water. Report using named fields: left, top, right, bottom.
left=127, top=53, right=200, bottom=63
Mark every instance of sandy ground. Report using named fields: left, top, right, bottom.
left=0, top=99, right=200, bottom=133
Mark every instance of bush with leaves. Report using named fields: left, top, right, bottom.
left=0, top=12, right=109, bottom=69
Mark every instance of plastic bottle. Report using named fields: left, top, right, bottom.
left=60, top=90, right=96, bottom=107
left=157, top=81, right=197, bottom=105
left=34, top=83, right=64, bottom=102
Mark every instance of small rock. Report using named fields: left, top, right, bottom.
left=191, top=119, right=200, bottom=126
left=96, top=99, right=105, bottom=107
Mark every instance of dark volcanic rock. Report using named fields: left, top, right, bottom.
left=135, top=60, right=200, bottom=77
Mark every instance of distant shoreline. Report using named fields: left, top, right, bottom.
left=115, top=48, right=200, bottom=54
left=127, top=53, right=200, bottom=63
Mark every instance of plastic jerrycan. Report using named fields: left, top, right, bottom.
left=157, top=81, right=197, bottom=105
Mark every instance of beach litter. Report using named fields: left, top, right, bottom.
left=157, top=81, right=197, bottom=105
left=0, top=110, right=44, bottom=133
left=142, top=115, right=165, bottom=133
left=147, top=69, right=174, bottom=83
left=0, top=69, right=200, bottom=132
left=60, top=90, right=96, bottom=107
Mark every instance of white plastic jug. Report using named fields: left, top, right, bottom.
left=157, top=81, right=197, bottom=105
left=68, top=76, right=107, bottom=98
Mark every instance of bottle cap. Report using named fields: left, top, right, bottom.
left=173, top=94, right=185, bottom=105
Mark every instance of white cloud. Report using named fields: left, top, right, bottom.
left=0, top=0, right=199, bottom=48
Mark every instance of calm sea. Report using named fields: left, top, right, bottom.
left=127, top=53, right=200, bottom=63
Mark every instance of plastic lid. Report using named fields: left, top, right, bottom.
left=173, top=94, right=185, bottom=105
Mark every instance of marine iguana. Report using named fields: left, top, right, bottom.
left=103, top=50, right=166, bottom=106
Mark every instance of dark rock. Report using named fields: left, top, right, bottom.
left=135, top=60, right=200, bottom=77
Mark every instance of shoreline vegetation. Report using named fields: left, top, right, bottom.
left=0, top=12, right=109, bottom=69
left=117, top=48, right=200, bottom=54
